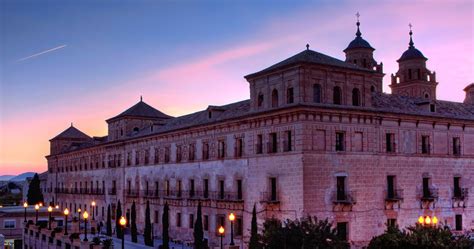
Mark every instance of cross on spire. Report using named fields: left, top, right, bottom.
left=409, top=23, right=413, bottom=31
left=355, top=12, right=361, bottom=37
left=408, top=23, right=414, bottom=48
left=140, top=95, right=143, bottom=102
left=356, top=12, right=360, bottom=22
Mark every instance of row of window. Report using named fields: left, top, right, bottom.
left=256, top=84, right=365, bottom=108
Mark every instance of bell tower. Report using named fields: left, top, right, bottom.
left=390, top=24, right=438, bottom=100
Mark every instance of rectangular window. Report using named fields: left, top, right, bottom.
left=236, top=217, right=243, bottom=236
left=154, top=148, right=160, bottom=164
left=164, top=147, right=170, bottom=163
left=256, top=135, right=263, bottom=154
left=386, top=133, right=395, bottom=153
left=176, top=213, right=181, bottom=227
left=189, top=179, right=195, bottom=198
left=202, top=143, right=209, bottom=160
left=235, top=138, right=243, bottom=157
left=336, top=132, right=345, bottom=151
left=155, top=211, right=159, bottom=224
left=177, top=180, right=182, bottom=198
left=127, top=152, right=131, bottom=166
left=453, top=137, right=461, bottom=156
left=421, top=136, right=430, bottom=154
left=422, top=177, right=431, bottom=198
left=155, top=181, right=159, bottom=197
left=144, top=149, right=150, bottom=165
left=189, top=144, right=195, bottom=161
left=203, top=215, right=209, bottom=231
left=166, top=180, right=170, bottom=196
left=387, top=176, right=395, bottom=199
left=387, top=219, right=397, bottom=228
left=287, top=87, right=294, bottom=104
left=337, top=222, right=348, bottom=241
left=283, top=131, right=292, bottom=152
left=454, top=177, right=461, bottom=198
left=270, top=177, right=277, bottom=202
left=218, top=140, right=226, bottom=159
left=455, top=215, right=462, bottom=231
left=336, top=176, right=346, bottom=201
left=237, top=180, right=243, bottom=200
left=4, top=220, right=15, bottom=229
left=127, top=181, right=131, bottom=194
left=176, top=146, right=182, bottom=162
left=268, top=133, right=278, bottom=153
left=135, top=151, right=140, bottom=165
left=189, top=214, right=194, bottom=229
left=219, top=180, right=225, bottom=200
left=203, top=179, right=209, bottom=199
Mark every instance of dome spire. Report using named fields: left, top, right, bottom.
left=355, top=12, right=361, bottom=37
left=408, top=23, right=414, bottom=48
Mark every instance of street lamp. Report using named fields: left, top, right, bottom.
left=418, top=215, right=438, bottom=226
left=48, top=206, right=53, bottom=230
left=35, top=204, right=40, bottom=224
left=91, top=201, right=96, bottom=221
left=119, top=216, right=127, bottom=249
left=83, top=211, right=89, bottom=241
left=23, top=202, right=28, bottom=222
left=228, top=213, right=235, bottom=246
left=64, top=208, right=69, bottom=235
left=77, top=208, right=82, bottom=227
left=218, top=226, right=225, bottom=249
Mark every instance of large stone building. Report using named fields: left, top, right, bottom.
left=43, top=20, right=474, bottom=248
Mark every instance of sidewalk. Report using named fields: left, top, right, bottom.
left=85, top=232, right=193, bottom=249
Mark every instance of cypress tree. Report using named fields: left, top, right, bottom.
left=249, top=204, right=260, bottom=249
left=27, top=173, right=44, bottom=205
left=106, top=204, right=112, bottom=236
left=193, top=202, right=204, bottom=249
left=116, top=200, right=122, bottom=238
left=144, top=200, right=153, bottom=246
left=131, top=201, right=138, bottom=243
left=162, top=202, right=170, bottom=249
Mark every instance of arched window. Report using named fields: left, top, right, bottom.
left=133, top=127, right=139, bottom=133
left=424, top=93, right=429, bottom=99
left=333, top=86, right=342, bottom=105
left=370, top=85, right=375, bottom=92
left=271, top=89, right=279, bottom=108
left=313, top=84, right=321, bottom=103
left=257, top=93, right=264, bottom=107
left=352, top=88, right=361, bottom=106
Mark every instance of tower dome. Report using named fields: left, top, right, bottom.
left=343, top=20, right=374, bottom=52
left=397, top=28, right=427, bottom=62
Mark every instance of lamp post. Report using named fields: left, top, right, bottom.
left=218, top=226, right=225, bottom=249
left=119, top=216, right=127, bottom=249
left=83, top=211, right=89, bottom=241
left=91, top=201, right=96, bottom=221
left=64, top=208, right=69, bottom=235
left=48, top=206, right=53, bottom=230
left=77, top=208, right=82, bottom=227
left=23, top=202, right=28, bottom=222
left=228, top=213, right=235, bottom=246
left=35, top=204, right=39, bottom=224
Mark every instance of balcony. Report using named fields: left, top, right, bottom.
left=420, top=188, right=438, bottom=201
left=453, top=188, right=468, bottom=200
left=260, top=191, right=279, bottom=204
left=385, top=189, right=404, bottom=201
left=332, top=191, right=356, bottom=205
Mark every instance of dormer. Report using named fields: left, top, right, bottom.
left=207, top=105, right=225, bottom=119
left=49, top=124, right=92, bottom=155
left=106, top=97, right=172, bottom=141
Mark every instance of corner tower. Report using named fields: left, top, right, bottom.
left=390, top=25, right=438, bottom=100
left=344, top=13, right=383, bottom=73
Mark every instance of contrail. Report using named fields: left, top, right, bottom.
left=17, top=44, right=67, bottom=62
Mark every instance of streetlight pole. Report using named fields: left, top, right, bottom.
left=23, top=202, right=28, bottom=222
left=218, top=226, right=225, bottom=249
left=91, top=201, right=96, bottom=221
left=64, top=208, right=69, bottom=235
left=77, top=208, right=82, bottom=228
left=83, top=211, right=89, bottom=241
left=35, top=204, right=39, bottom=224
left=119, top=216, right=127, bottom=249
left=48, top=206, right=53, bottom=230
left=229, top=213, right=235, bottom=246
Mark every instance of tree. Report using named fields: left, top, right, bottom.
left=249, top=204, right=261, bottom=249
left=131, top=201, right=138, bottom=243
left=106, top=204, right=112, bottom=236
left=27, top=173, right=44, bottom=205
left=193, top=202, right=204, bottom=249
left=144, top=200, right=153, bottom=246
left=162, top=202, right=170, bottom=249
left=116, top=200, right=122, bottom=238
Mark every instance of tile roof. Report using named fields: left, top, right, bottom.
left=245, top=49, right=374, bottom=79
left=107, top=100, right=173, bottom=122
left=50, top=126, right=91, bottom=141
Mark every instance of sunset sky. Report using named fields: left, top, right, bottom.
left=1, top=0, right=473, bottom=175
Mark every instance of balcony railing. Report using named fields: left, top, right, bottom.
left=385, top=189, right=403, bottom=201
left=420, top=187, right=438, bottom=201
left=453, top=188, right=468, bottom=200
left=54, top=188, right=104, bottom=195
left=332, top=191, right=356, bottom=205
left=260, top=191, right=279, bottom=204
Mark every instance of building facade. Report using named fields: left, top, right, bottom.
left=43, top=21, right=474, bottom=248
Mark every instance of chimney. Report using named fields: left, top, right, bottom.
left=463, top=83, right=474, bottom=104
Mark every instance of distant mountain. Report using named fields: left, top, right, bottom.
left=0, top=175, right=15, bottom=181
left=9, top=172, right=35, bottom=182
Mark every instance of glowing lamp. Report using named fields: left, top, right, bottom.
left=229, top=213, right=235, bottom=221
left=119, top=216, right=127, bottom=227
left=418, top=216, right=424, bottom=224
left=48, top=206, right=53, bottom=212
left=35, top=204, right=39, bottom=210
left=218, top=226, right=225, bottom=235
left=91, top=201, right=96, bottom=207
left=425, top=216, right=431, bottom=224
left=77, top=208, right=81, bottom=213
left=64, top=208, right=69, bottom=216
left=23, top=202, right=28, bottom=208
left=432, top=216, right=438, bottom=224
left=83, top=211, right=89, bottom=220
left=55, top=205, right=59, bottom=209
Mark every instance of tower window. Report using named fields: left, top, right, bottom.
left=257, top=93, right=264, bottom=107
left=333, top=86, right=342, bottom=105
left=396, top=77, right=400, bottom=83
left=313, top=84, right=322, bottom=103
left=271, top=89, right=279, bottom=108
left=408, top=69, right=412, bottom=80
left=286, top=87, right=294, bottom=104
left=352, top=88, right=361, bottom=106
left=427, top=75, right=431, bottom=81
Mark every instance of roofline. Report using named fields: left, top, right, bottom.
left=105, top=114, right=173, bottom=123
